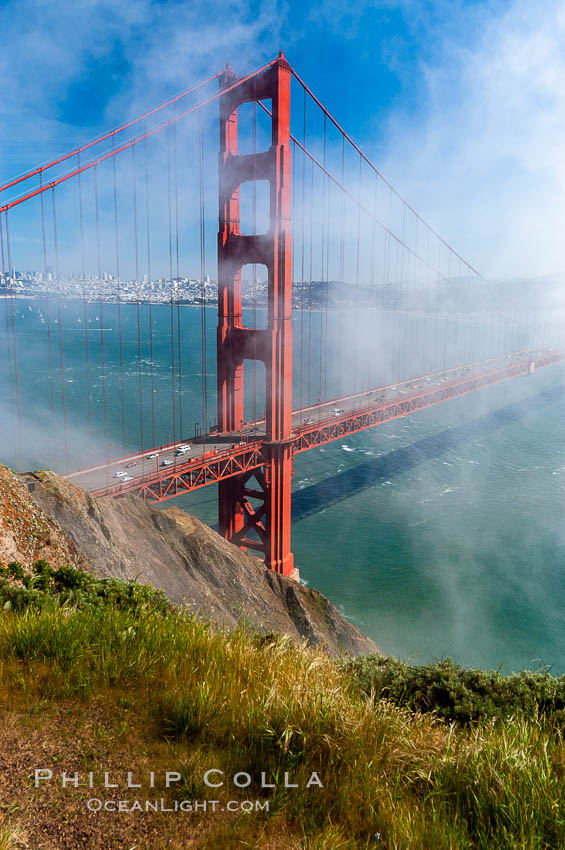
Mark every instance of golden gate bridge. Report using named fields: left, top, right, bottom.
left=1, top=53, right=562, bottom=578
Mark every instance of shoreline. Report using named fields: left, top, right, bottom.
left=1, top=294, right=489, bottom=320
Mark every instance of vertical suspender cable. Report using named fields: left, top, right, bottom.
left=166, top=126, right=177, bottom=449
left=144, top=134, right=156, bottom=447
left=370, top=171, right=377, bottom=286
left=353, top=153, right=361, bottom=395
left=173, top=114, right=183, bottom=440
left=337, top=137, right=345, bottom=400
left=252, top=98, right=257, bottom=423
left=0, top=214, right=14, bottom=410
left=410, top=219, right=417, bottom=378
left=94, top=165, right=109, bottom=462
left=473, top=292, right=482, bottom=366
left=51, top=190, right=68, bottom=468
left=397, top=239, right=406, bottom=381
left=441, top=241, right=449, bottom=371
left=308, top=158, right=314, bottom=407
left=401, top=206, right=414, bottom=378
left=39, top=173, right=55, bottom=411
left=112, top=138, right=126, bottom=453
left=1, top=209, right=16, bottom=471
left=290, top=140, right=295, bottom=414
left=393, top=202, right=404, bottom=379
left=318, top=116, right=326, bottom=405
left=386, top=193, right=398, bottom=383
left=429, top=231, right=441, bottom=373
left=4, top=213, right=21, bottom=468
left=132, top=145, right=144, bottom=454
left=371, top=171, right=378, bottom=385
left=77, top=152, right=93, bottom=432
left=299, top=89, right=306, bottom=415
left=5, top=215, right=20, bottom=420
left=323, top=122, right=331, bottom=400
left=442, top=296, right=449, bottom=372
left=199, top=105, right=208, bottom=437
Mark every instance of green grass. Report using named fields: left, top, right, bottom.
left=0, top=820, right=22, bottom=850
left=1, top=564, right=564, bottom=848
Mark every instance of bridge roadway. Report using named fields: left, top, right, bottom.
left=65, top=345, right=565, bottom=503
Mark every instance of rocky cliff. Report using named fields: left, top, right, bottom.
left=0, top=466, right=376, bottom=656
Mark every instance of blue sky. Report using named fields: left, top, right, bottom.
left=2, top=0, right=565, bottom=279
left=0, top=0, right=494, bottom=146
left=0, top=0, right=438, bottom=161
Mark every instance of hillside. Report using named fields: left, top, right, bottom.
left=0, top=572, right=563, bottom=849
left=1, top=467, right=564, bottom=848
left=0, top=466, right=376, bottom=657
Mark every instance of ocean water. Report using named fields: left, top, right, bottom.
left=2, top=298, right=564, bottom=674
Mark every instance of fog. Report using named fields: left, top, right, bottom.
left=1, top=0, right=564, bottom=671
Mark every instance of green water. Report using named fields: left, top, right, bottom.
left=2, top=298, right=564, bottom=673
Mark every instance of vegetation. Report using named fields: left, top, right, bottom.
left=344, top=653, right=565, bottom=726
left=0, top=563, right=564, bottom=849
left=0, top=559, right=170, bottom=614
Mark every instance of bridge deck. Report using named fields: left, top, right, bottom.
left=65, top=346, right=564, bottom=503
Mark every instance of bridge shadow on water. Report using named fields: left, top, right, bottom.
left=291, top=384, right=565, bottom=523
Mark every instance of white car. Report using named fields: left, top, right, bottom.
left=161, top=459, right=173, bottom=467
left=114, top=470, right=127, bottom=478
left=122, top=475, right=133, bottom=482
left=147, top=452, right=159, bottom=460
left=175, top=445, right=191, bottom=456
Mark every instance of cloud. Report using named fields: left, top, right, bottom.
left=4, top=0, right=565, bottom=284
left=0, top=0, right=289, bottom=279
left=0, top=0, right=285, bottom=179
left=376, top=0, right=565, bottom=279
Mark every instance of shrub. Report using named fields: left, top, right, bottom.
left=0, top=562, right=171, bottom=616
left=6, top=562, right=24, bottom=581
left=343, top=655, right=565, bottom=725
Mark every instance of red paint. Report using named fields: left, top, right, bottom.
left=216, top=56, right=295, bottom=575
left=87, top=348, right=565, bottom=505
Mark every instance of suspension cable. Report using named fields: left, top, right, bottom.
left=77, top=152, right=92, bottom=432
left=51, top=190, right=68, bottom=468
left=289, top=66, right=483, bottom=279
left=39, top=172, right=55, bottom=412
left=112, top=138, right=126, bottom=452
left=144, top=133, right=156, bottom=447
left=166, top=126, right=177, bottom=450
left=0, top=71, right=224, bottom=195
left=0, top=214, right=14, bottom=411
left=299, top=88, right=306, bottom=415
left=199, top=104, right=208, bottom=437
left=1, top=60, right=280, bottom=215
left=173, top=114, right=183, bottom=440
left=132, top=144, right=144, bottom=455
left=94, top=164, right=109, bottom=461
left=251, top=96, right=258, bottom=424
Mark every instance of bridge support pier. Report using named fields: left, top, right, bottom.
left=217, top=54, right=296, bottom=577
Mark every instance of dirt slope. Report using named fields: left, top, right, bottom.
left=4, top=467, right=376, bottom=656
left=0, top=466, right=88, bottom=571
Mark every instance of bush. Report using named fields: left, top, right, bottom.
left=343, top=655, right=565, bottom=725
left=0, top=562, right=171, bottom=616
left=7, top=562, right=24, bottom=581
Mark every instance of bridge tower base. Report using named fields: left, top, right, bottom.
left=216, top=54, right=296, bottom=577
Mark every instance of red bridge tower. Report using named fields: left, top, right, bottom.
left=217, top=54, right=296, bottom=578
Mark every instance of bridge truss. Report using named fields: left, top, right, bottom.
left=1, top=54, right=562, bottom=576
